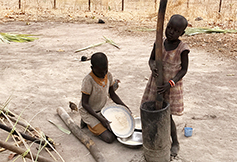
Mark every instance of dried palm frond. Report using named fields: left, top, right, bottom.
left=75, top=36, right=120, bottom=53
left=0, top=33, right=38, bottom=43
left=185, top=27, right=237, bottom=36
left=75, top=42, right=106, bottom=53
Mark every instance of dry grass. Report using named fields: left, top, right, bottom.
left=0, top=0, right=236, bottom=31
left=0, top=0, right=237, bottom=57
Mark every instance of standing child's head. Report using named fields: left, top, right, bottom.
left=165, top=14, right=188, bottom=41
left=91, top=52, right=108, bottom=79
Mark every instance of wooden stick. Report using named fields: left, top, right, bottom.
left=155, top=0, right=168, bottom=109
left=122, top=0, right=124, bottom=11
left=0, top=140, right=54, bottom=162
left=57, top=107, right=106, bottom=162
left=0, top=123, right=52, bottom=148
left=19, top=0, right=21, bottom=9
left=89, top=0, right=91, bottom=10
left=0, top=141, right=22, bottom=152
left=219, top=0, right=222, bottom=12
left=54, top=0, right=56, bottom=9
left=1, top=111, right=35, bottom=161
left=7, top=115, right=34, bottom=131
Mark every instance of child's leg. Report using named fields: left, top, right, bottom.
left=170, top=115, right=179, bottom=157
left=99, top=130, right=116, bottom=143
left=87, top=122, right=116, bottom=143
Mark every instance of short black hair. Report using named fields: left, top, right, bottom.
left=170, top=14, right=188, bottom=30
left=91, top=52, right=108, bottom=68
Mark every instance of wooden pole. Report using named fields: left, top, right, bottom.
left=219, top=0, right=222, bottom=12
left=155, top=0, right=168, bottom=110
left=54, top=0, right=56, bottom=9
left=140, top=2, right=170, bottom=161
left=89, top=0, right=91, bottom=11
left=0, top=140, right=54, bottom=162
left=19, top=0, right=21, bottom=9
left=122, top=0, right=124, bottom=11
left=57, top=107, right=106, bottom=162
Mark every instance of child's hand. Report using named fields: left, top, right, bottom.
left=100, top=117, right=112, bottom=131
left=150, top=63, right=158, bottom=78
left=152, top=68, right=159, bottom=78
left=126, top=107, right=132, bottom=114
left=157, top=82, right=171, bottom=94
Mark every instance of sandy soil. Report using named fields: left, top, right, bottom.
left=0, top=20, right=237, bottom=162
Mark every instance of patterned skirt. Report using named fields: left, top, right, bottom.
left=141, top=74, right=184, bottom=116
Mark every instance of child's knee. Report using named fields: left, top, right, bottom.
left=104, top=135, right=115, bottom=143
left=99, top=131, right=115, bottom=143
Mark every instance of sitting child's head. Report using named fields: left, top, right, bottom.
left=165, top=14, right=188, bottom=41
left=91, top=52, right=108, bottom=79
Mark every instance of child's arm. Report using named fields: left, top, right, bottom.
left=81, top=93, right=111, bottom=129
left=157, top=50, right=189, bottom=94
left=108, top=86, right=131, bottom=113
left=172, top=50, right=189, bottom=83
left=149, top=43, right=158, bottom=77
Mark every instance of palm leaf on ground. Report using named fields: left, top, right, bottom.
left=0, top=33, right=38, bottom=43
left=185, top=27, right=237, bottom=36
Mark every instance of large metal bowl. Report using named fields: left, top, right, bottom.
left=101, top=105, right=135, bottom=138
left=134, top=117, right=142, bottom=131
left=117, top=131, right=143, bottom=148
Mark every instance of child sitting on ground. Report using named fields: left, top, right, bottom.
left=141, top=14, right=190, bottom=157
left=79, top=52, right=130, bottom=143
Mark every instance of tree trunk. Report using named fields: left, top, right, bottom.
left=57, top=107, right=106, bottom=162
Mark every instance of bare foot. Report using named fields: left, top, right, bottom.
left=171, top=143, right=180, bottom=157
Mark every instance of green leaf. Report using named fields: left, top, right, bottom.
left=103, top=36, right=120, bottom=49
left=0, top=33, right=38, bottom=43
left=48, top=120, right=71, bottom=135
left=75, top=42, right=106, bottom=53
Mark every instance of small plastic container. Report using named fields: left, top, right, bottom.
left=184, top=127, right=193, bottom=137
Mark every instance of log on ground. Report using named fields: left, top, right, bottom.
left=57, top=107, right=106, bottom=162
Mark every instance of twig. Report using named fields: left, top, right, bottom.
left=0, top=123, right=53, bottom=148
left=1, top=98, right=65, bottom=162
left=7, top=115, right=34, bottom=131
left=0, top=140, right=54, bottom=162
left=1, top=112, right=35, bottom=162
left=46, top=148, right=57, bottom=161
left=4, top=109, right=66, bottom=162
left=0, top=119, right=22, bottom=152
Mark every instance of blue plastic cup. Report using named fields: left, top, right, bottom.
left=184, top=127, right=193, bottom=137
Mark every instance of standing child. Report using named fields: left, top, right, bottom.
left=141, top=14, right=190, bottom=157
left=79, top=52, right=130, bottom=143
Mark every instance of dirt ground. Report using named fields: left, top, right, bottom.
left=0, top=15, right=237, bottom=162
